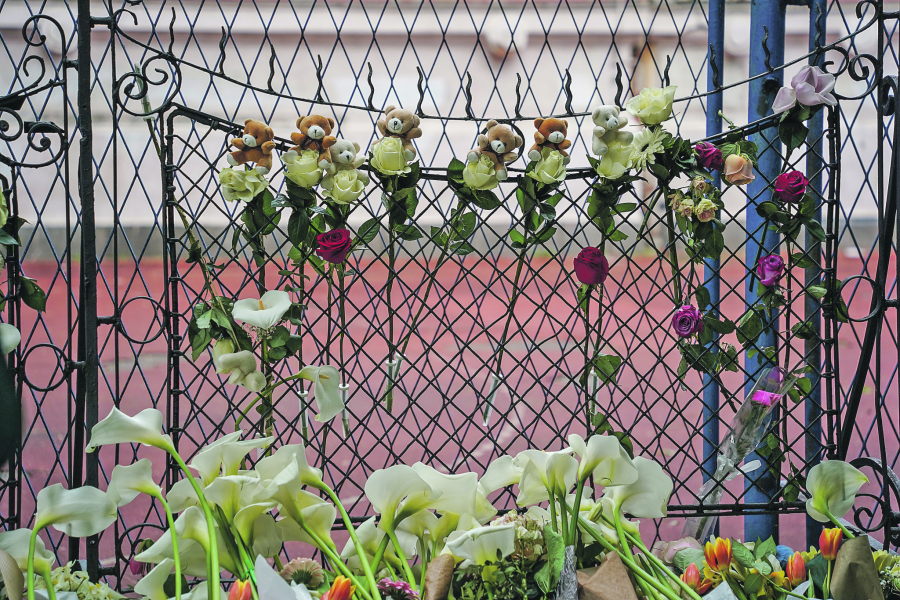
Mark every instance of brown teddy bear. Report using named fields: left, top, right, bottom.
left=528, top=117, right=571, bottom=164
left=290, top=115, right=337, bottom=169
left=376, top=105, right=423, bottom=161
left=226, top=119, right=276, bottom=174
left=466, top=120, right=523, bottom=181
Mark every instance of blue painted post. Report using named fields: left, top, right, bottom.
left=745, top=0, right=786, bottom=544
left=702, top=0, right=725, bottom=524
left=804, top=0, right=827, bottom=550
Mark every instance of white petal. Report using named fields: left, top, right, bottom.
left=232, top=291, right=292, bottom=330
left=135, top=537, right=208, bottom=578
left=479, top=456, right=522, bottom=494
left=365, top=465, right=435, bottom=530
left=255, top=443, right=323, bottom=489
left=249, top=513, right=282, bottom=558
left=133, top=559, right=174, bottom=600
left=515, top=460, right=549, bottom=507
left=0, top=323, right=20, bottom=354
left=216, top=351, right=257, bottom=378
left=35, top=484, right=118, bottom=537
left=86, top=407, right=174, bottom=453
left=602, top=457, right=672, bottom=519
left=241, top=371, right=267, bottom=392
left=569, top=434, right=638, bottom=485
left=298, top=365, right=343, bottom=422
left=411, top=463, right=478, bottom=516
left=108, top=459, right=160, bottom=507
left=806, top=460, right=869, bottom=522
left=0, top=529, right=54, bottom=572
left=445, top=524, right=516, bottom=565
left=255, top=555, right=298, bottom=600
left=166, top=479, right=200, bottom=512
left=191, top=432, right=272, bottom=484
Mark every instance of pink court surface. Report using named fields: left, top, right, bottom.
left=10, top=251, right=896, bottom=571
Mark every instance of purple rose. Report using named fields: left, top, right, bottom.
left=757, top=254, right=785, bottom=287
left=773, top=170, right=809, bottom=203
left=772, top=65, right=837, bottom=114
left=573, top=247, right=610, bottom=286
left=316, top=228, right=353, bottom=264
left=752, top=390, right=782, bottom=407
left=694, top=142, right=724, bottom=172
left=671, top=305, right=704, bottom=338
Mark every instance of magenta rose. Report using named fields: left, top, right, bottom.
left=773, top=170, right=809, bottom=203
left=757, top=254, right=786, bottom=286
left=574, top=247, right=610, bottom=286
left=694, top=142, right=724, bottom=172
left=671, top=305, right=704, bottom=338
left=751, top=390, right=782, bottom=407
left=316, top=228, right=353, bottom=264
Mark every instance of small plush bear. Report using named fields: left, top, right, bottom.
left=528, top=117, right=571, bottom=164
left=226, top=119, right=276, bottom=174
left=290, top=115, right=337, bottom=169
left=376, top=105, right=423, bottom=162
left=322, top=139, right=370, bottom=189
left=591, top=105, right=634, bottom=156
left=466, top=120, right=523, bottom=181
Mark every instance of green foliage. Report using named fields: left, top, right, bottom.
left=534, top=525, right=565, bottom=594
left=19, top=276, right=46, bottom=312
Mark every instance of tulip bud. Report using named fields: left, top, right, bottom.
left=819, top=527, right=843, bottom=561
left=681, top=563, right=712, bottom=595
left=785, top=552, right=806, bottom=587
left=322, top=576, right=356, bottom=600
left=704, top=537, right=732, bottom=572
left=228, top=580, right=252, bottom=600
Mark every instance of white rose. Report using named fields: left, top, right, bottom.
left=625, top=85, right=677, bottom=125
left=370, top=137, right=411, bottom=175
left=283, top=149, right=323, bottom=188
left=595, top=140, right=634, bottom=180
left=462, top=154, right=499, bottom=190
left=527, top=147, right=566, bottom=185
left=218, top=167, right=269, bottom=202
left=324, top=169, right=366, bottom=204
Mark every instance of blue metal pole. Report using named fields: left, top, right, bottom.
left=702, top=0, right=725, bottom=528
left=804, top=0, right=827, bottom=551
left=745, top=0, right=786, bottom=544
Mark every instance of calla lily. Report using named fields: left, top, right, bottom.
left=254, top=457, right=328, bottom=524
left=0, top=323, right=20, bottom=354
left=514, top=450, right=577, bottom=506
left=203, top=475, right=261, bottom=521
left=410, top=463, right=478, bottom=517
left=166, top=479, right=200, bottom=512
left=365, top=465, right=438, bottom=532
left=254, top=555, right=313, bottom=600
left=182, top=583, right=226, bottom=600
left=108, top=458, right=161, bottom=506
left=297, top=365, right=343, bottom=422
left=568, top=434, right=638, bottom=485
left=340, top=517, right=415, bottom=572
left=86, top=407, right=174, bottom=453
left=479, top=455, right=523, bottom=493
left=136, top=538, right=208, bottom=578
left=444, top=524, right=516, bottom=566
left=35, top=484, right=117, bottom=537
left=0, top=529, right=54, bottom=572
left=805, top=460, right=869, bottom=523
left=216, top=350, right=267, bottom=393
left=134, top=559, right=175, bottom=600
left=172, top=507, right=239, bottom=574
left=278, top=502, right=338, bottom=550
left=232, top=290, right=292, bottom=330
left=191, top=431, right=272, bottom=485
left=601, top=456, right=673, bottom=519
left=255, top=443, right=324, bottom=490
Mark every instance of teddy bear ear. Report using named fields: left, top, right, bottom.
left=534, top=117, right=544, bottom=128
left=265, top=126, right=274, bottom=139
left=353, top=142, right=361, bottom=153
left=485, top=119, right=499, bottom=130
left=514, top=134, right=524, bottom=147
left=296, top=117, right=306, bottom=128
left=384, top=105, right=397, bottom=115
left=244, top=118, right=254, bottom=126
left=327, top=118, right=336, bottom=130
left=411, top=114, right=421, bottom=127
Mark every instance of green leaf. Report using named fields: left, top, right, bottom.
left=736, top=308, right=764, bottom=346
left=209, top=308, right=234, bottom=333
left=447, top=158, right=466, bottom=182
left=697, top=322, right=714, bottom=346
left=0, top=230, right=18, bottom=246
left=535, top=525, right=565, bottom=594
left=743, top=573, right=764, bottom=596
left=756, top=201, right=781, bottom=218
left=754, top=536, right=777, bottom=560
left=806, top=554, right=828, bottom=595
left=695, top=286, right=711, bottom=311
left=287, top=210, right=309, bottom=248
left=720, top=343, right=739, bottom=373
left=705, top=315, right=736, bottom=335
left=395, top=224, right=422, bottom=241
left=673, top=548, right=706, bottom=573
left=731, top=539, right=756, bottom=569
left=452, top=211, right=478, bottom=240
left=356, top=218, right=380, bottom=246
left=607, top=230, right=628, bottom=242
left=19, top=276, right=46, bottom=312
left=806, top=285, right=828, bottom=300
left=791, top=321, right=818, bottom=340
left=647, top=162, right=669, bottom=181
left=799, top=193, right=817, bottom=217
left=268, top=326, right=290, bottom=348
left=535, top=226, right=556, bottom=244
left=613, top=202, right=637, bottom=214
left=682, top=344, right=716, bottom=374
left=778, top=119, right=809, bottom=156
left=509, top=230, right=526, bottom=247
left=591, top=352, right=622, bottom=385
left=189, top=317, right=212, bottom=362
left=804, top=218, right=827, bottom=242
left=791, top=251, right=817, bottom=269
left=451, top=241, right=476, bottom=256
left=470, top=189, right=503, bottom=211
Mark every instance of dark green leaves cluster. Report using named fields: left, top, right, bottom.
left=757, top=192, right=825, bottom=243
left=447, top=158, right=504, bottom=211
left=645, top=131, right=703, bottom=185
left=777, top=103, right=815, bottom=156
left=188, top=298, right=251, bottom=361
left=373, top=162, right=423, bottom=235
left=508, top=162, right=562, bottom=249
left=584, top=165, right=641, bottom=244
left=232, top=190, right=281, bottom=264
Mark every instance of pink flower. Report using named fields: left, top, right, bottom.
left=651, top=537, right=703, bottom=565
left=752, top=390, right=782, bottom=407
left=672, top=305, right=704, bottom=338
left=573, top=247, right=610, bottom=286
left=378, top=578, right=419, bottom=600
left=757, top=254, right=786, bottom=287
left=772, top=66, right=837, bottom=114
left=774, top=170, right=809, bottom=203
left=694, top=142, right=724, bottom=171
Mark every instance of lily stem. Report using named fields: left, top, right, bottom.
left=321, top=485, right=383, bottom=600
left=388, top=529, right=418, bottom=592
left=155, top=493, right=182, bottom=600
left=547, top=488, right=559, bottom=535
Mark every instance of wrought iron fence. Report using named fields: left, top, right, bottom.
left=0, top=0, right=898, bottom=588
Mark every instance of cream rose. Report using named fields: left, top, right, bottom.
left=527, top=147, right=566, bottom=185
left=625, top=85, right=677, bottom=125
left=668, top=190, right=684, bottom=211
left=694, top=198, right=717, bottom=223
left=219, top=167, right=269, bottom=202
left=324, top=169, right=367, bottom=204
left=283, top=149, right=323, bottom=188
left=463, top=154, right=499, bottom=190
left=677, top=197, right=695, bottom=219
left=594, top=140, right=634, bottom=180
left=724, top=153, right=755, bottom=186
left=370, top=137, right=411, bottom=175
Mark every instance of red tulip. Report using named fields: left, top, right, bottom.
left=323, top=576, right=356, bottom=600
left=681, top=563, right=712, bottom=594
left=704, top=537, right=732, bottom=572
left=228, top=580, right=252, bottom=600
left=819, top=527, right=843, bottom=561
left=786, top=552, right=806, bottom=587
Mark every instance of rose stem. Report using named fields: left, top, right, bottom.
left=252, top=194, right=275, bottom=442
left=384, top=179, right=397, bottom=411
left=593, top=236, right=608, bottom=414
left=663, top=186, right=683, bottom=306
left=582, top=283, right=592, bottom=418
left=493, top=246, right=528, bottom=385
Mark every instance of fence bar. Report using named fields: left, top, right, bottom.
left=804, top=0, right=827, bottom=550
left=744, top=0, right=786, bottom=545
left=701, top=0, right=725, bottom=520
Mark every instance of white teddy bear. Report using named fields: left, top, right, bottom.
left=591, top=105, right=634, bottom=156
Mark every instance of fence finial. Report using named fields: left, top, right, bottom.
left=167, top=8, right=175, bottom=55
left=416, top=67, right=426, bottom=117
left=564, top=70, right=574, bottom=115
left=267, top=42, right=276, bottom=92
left=614, top=62, right=624, bottom=108
left=464, top=71, right=474, bottom=119
left=216, top=27, right=227, bottom=75
left=663, top=55, right=672, bottom=87
left=315, top=55, right=324, bottom=102
left=709, top=43, right=721, bottom=90
left=762, top=26, right=773, bottom=72
left=366, top=63, right=375, bottom=110
left=515, top=73, right=523, bottom=119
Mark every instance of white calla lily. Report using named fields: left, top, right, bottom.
left=0, top=323, right=20, bottom=354
left=215, top=350, right=266, bottom=392
left=583, top=496, right=640, bottom=543
left=479, top=455, right=523, bottom=494
left=805, top=459, right=869, bottom=523
left=365, top=465, right=438, bottom=531
left=340, top=516, right=414, bottom=572
left=232, top=290, right=292, bottom=330
left=247, top=512, right=282, bottom=558
left=108, top=458, right=161, bottom=507
left=35, top=484, right=117, bottom=537
left=172, top=507, right=239, bottom=574
left=277, top=502, right=338, bottom=549
left=514, top=450, right=577, bottom=506
left=254, top=443, right=324, bottom=490
left=166, top=479, right=200, bottom=512
left=0, top=529, right=54, bottom=572
left=86, top=407, right=174, bottom=453
left=190, top=431, right=272, bottom=485
left=444, top=524, right=516, bottom=566
left=297, top=365, right=343, bottom=422
left=254, top=555, right=313, bottom=600
left=410, top=463, right=478, bottom=517
left=134, top=559, right=174, bottom=600
left=136, top=538, right=208, bottom=578
left=568, top=434, right=638, bottom=485
left=203, top=475, right=259, bottom=521
left=601, top=456, right=673, bottom=519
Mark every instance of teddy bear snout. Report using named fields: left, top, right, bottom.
left=490, top=140, right=507, bottom=154
left=242, top=134, right=258, bottom=148
left=607, top=117, right=619, bottom=129
left=307, top=125, right=326, bottom=140
left=388, top=118, right=404, bottom=133
left=340, top=151, right=353, bottom=163
left=548, top=131, right=565, bottom=144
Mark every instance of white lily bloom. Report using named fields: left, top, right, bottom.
left=216, top=350, right=267, bottom=392
left=514, top=451, right=577, bottom=506
left=166, top=479, right=200, bottom=512
left=247, top=512, right=281, bottom=558
left=211, top=339, right=236, bottom=371
left=365, top=465, right=439, bottom=531
left=397, top=509, right=439, bottom=550
left=172, top=506, right=239, bottom=574
left=254, top=443, right=324, bottom=490
left=479, top=455, right=523, bottom=493
left=277, top=502, right=338, bottom=549
left=35, top=484, right=117, bottom=538
left=805, top=460, right=869, bottom=523
left=601, top=456, right=673, bottom=519
left=191, top=431, right=272, bottom=485
left=135, top=537, right=208, bottom=578
left=255, top=555, right=313, bottom=600
left=568, top=434, right=639, bottom=485
left=108, top=459, right=161, bottom=507
left=232, top=290, right=292, bottom=330
left=254, top=459, right=328, bottom=525
left=444, top=524, right=516, bottom=566
left=340, top=516, right=414, bottom=573
left=0, top=323, right=20, bottom=354
left=0, top=529, right=54, bottom=572
left=86, top=407, right=174, bottom=453
left=411, top=463, right=478, bottom=517
left=134, top=559, right=174, bottom=600
left=297, top=365, right=343, bottom=422
left=203, top=475, right=261, bottom=521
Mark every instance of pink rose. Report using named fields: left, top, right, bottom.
left=757, top=254, right=785, bottom=287
left=723, top=154, right=755, bottom=186
left=651, top=537, right=703, bottom=565
left=694, top=142, right=724, bottom=171
left=316, top=229, right=353, bottom=264
left=574, top=247, right=609, bottom=286
left=773, top=170, right=809, bottom=203
left=772, top=65, right=837, bottom=114
left=672, top=305, right=703, bottom=338
left=752, top=390, right=782, bottom=407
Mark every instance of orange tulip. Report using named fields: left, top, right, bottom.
left=819, top=527, right=843, bottom=561
left=704, top=537, right=732, bottom=572
left=228, top=580, right=252, bottom=600
left=785, top=552, right=806, bottom=587
left=681, top=563, right=713, bottom=594
left=322, top=576, right=355, bottom=600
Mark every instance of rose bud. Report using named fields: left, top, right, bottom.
left=573, top=247, right=610, bottom=286
left=690, top=177, right=711, bottom=195
left=757, top=254, right=786, bottom=287
left=774, top=170, right=810, bottom=204
left=694, top=141, right=724, bottom=171
left=724, top=153, right=755, bottom=185
left=316, top=228, right=353, bottom=264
